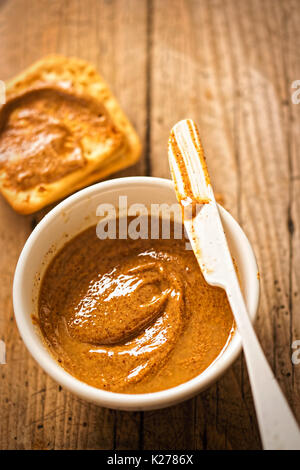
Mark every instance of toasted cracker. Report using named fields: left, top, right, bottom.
left=0, top=55, right=141, bottom=214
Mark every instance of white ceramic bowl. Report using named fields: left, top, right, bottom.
left=13, top=177, right=259, bottom=411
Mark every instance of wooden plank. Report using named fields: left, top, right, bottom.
left=0, top=0, right=147, bottom=450
left=226, top=0, right=300, bottom=432
left=278, top=0, right=300, bottom=418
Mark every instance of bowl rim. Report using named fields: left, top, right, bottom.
left=13, top=176, right=260, bottom=410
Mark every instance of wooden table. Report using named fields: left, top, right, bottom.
left=1, top=0, right=300, bottom=450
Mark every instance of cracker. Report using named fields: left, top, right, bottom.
left=0, top=55, right=141, bottom=214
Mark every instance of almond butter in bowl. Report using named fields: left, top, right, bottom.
left=38, top=216, right=235, bottom=394
left=0, top=55, right=141, bottom=214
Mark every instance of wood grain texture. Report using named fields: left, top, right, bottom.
left=0, top=0, right=300, bottom=450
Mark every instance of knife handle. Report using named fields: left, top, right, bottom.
left=227, top=282, right=300, bottom=450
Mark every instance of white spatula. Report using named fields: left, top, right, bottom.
left=168, top=118, right=300, bottom=450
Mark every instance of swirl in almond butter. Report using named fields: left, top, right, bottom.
left=38, top=220, right=235, bottom=393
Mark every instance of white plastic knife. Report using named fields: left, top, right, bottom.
left=168, top=118, right=300, bottom=450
